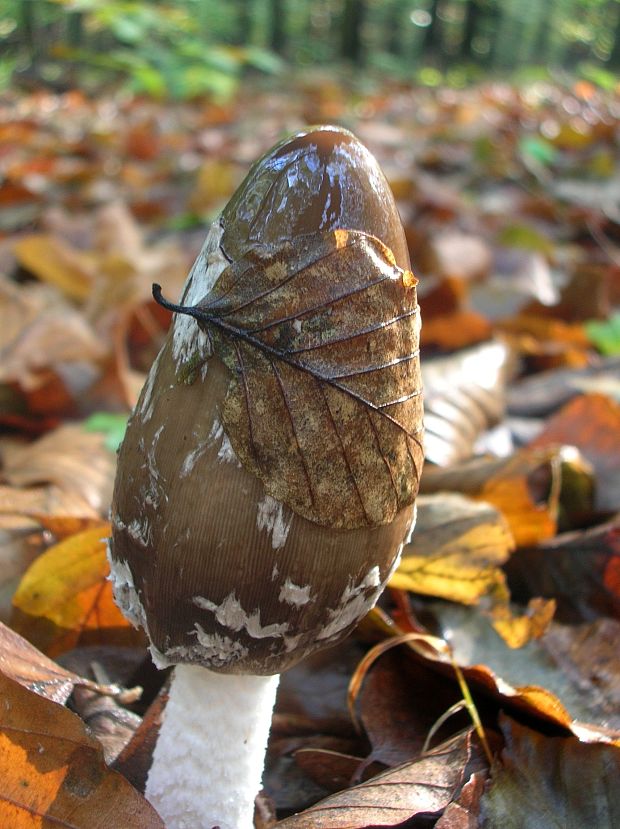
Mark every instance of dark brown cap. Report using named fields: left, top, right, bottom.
left=109, top=127, right=423, bottom=675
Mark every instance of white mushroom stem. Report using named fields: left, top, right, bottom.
left=145, top=665, right=280, bottom=829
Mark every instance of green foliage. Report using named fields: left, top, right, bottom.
left=83, top=412, right=128, bottom=452
left=3, top=0, right=620, bottom=97
left=71, top=0, right=283, bottom=99
left=519, top=136, right=558, bottom=166
left=585, top=314, right=620, bottom=356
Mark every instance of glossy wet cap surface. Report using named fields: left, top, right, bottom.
left=221, top=125, right=410, bottom=270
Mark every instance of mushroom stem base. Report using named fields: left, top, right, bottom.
left=145, top=664, right=279, bottom=829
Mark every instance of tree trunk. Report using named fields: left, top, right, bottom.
left=341, top=0, right=366, bottom=65
left=236, top=0, right=254, bottom=46
left=608, top=3, right=620, bottom=68
left=422, top=0, right=442, bottom=61
left=385, top=0, right=405, bottom=56
left=269, top=0, right=286, bottom=55
left=460, top=0, right=483, bottom=61
left=19, top=0, right=38, bottom=63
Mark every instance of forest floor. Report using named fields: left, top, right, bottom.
left=1, top=76, right=619, bottom=827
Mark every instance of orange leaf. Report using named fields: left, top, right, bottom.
left=11, top=524, right=142, bottom=656
left=0, top=672, right=163, bottom=828
left=529, top=393, right=620, bottom=513
left=478, top=474, right=557, bottom=547
left=421, top=309, right=492, bottom=351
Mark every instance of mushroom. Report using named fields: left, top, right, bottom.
left=108, top=126, right=424, bottom=829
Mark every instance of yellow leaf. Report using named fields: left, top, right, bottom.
left=391, top=494, right=514, bottom=605
left=491, top=596, right=557, bottom=649
left=13, top=234, right=94, bottom=301
left=11, top=524, right=140, bottom=656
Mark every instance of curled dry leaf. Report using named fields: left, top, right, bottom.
left=11, top=524, right=142, bottom=657
left=391, top=493, right=515, bottom=605
left=275, top=731, right=470, bottom=828
left=429, top=602, right=620, bottom=736
left=481, top=716, right=620, bottom=828
left=358, top=650, right=464, bottom=768
left=0, top=672, right=164, bottom=828
left=422, top=340, right=515, bottom=467
left=0, top=620, right=124, bottom=705
left=365, top=607, right=620, bottom=742
left=159, top=228, right=423, bottom=529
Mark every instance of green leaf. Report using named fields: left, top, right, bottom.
left=585, top=314, right=620, bottom=356
left=498, top=224, right=555, bottom=255
left=519, top=136, right=557, bottom=166
left=83, top=413, right=128, bottom=452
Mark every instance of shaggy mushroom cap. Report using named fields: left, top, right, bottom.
left=109, top=126, right=423, bottom=675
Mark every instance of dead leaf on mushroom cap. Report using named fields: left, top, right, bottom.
left=166, top=229, right=423, bottom=529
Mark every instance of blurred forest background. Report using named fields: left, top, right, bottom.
left=2, top=0, right=620, bottom=98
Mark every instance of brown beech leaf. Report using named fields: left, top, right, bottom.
left=358, top=650, right=464, bottom=767
left=158, top=229, right=423, bottom=529
left=0, top=621, right=126, bottom=705
left=275, top=731, right=469, bottom=828
left=506, top=518, right=620, bottom=624
left=481, top=716, right=620, bottom=828
left=11, top=524, right=142, bottom=656
left=0, top=672, right=164, bottom=828
left=435, top=770, right=486, bottom=828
